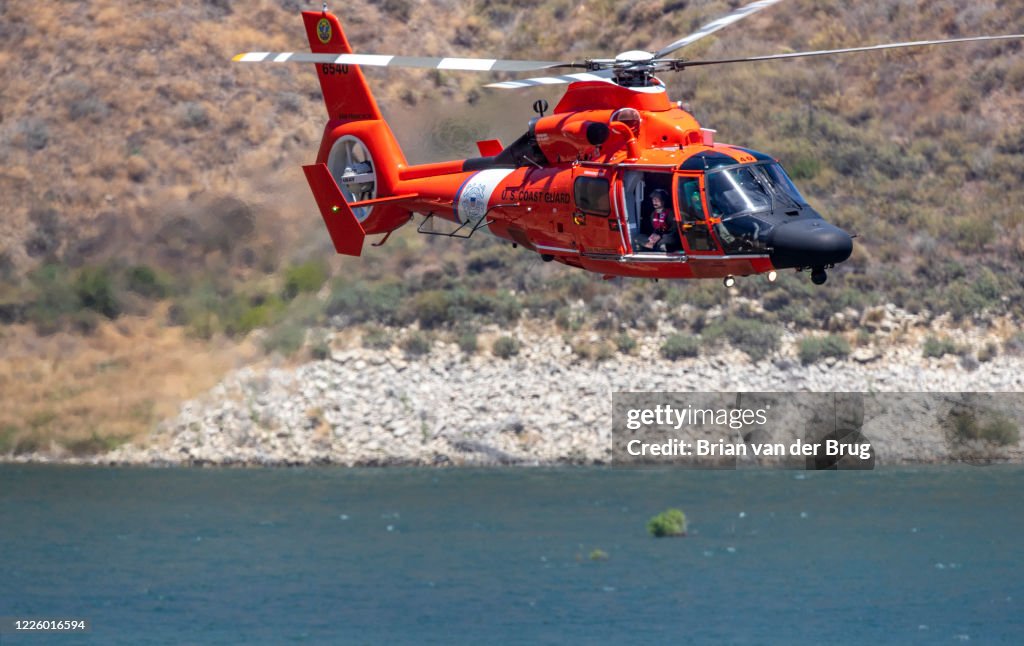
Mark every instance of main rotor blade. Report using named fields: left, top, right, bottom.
left=672, top=33, right=1024, bottom=68
left=654, top=0, right=785, bottom=59
left=232, top=51, right=579, bottom=73
left=485, top=70, right=616, bottom=89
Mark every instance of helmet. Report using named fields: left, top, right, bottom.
left=650, top=188, right=670, bottom=203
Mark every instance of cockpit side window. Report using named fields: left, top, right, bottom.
left=678, top=178, right=705, bottom=222
left=676, top=176, right=716, bottom=252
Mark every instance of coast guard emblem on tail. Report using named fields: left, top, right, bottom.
left=316, top=18, right=332, bottom=44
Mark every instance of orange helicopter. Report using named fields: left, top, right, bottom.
left=235, top=0, right=1024, bottom=287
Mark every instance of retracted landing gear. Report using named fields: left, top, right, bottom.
left=723, top=275, right=736, bottom=288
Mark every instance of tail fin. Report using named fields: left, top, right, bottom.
left=301, top=11, right=412, bottom=247
left=301, top=11, right=382, bottom=122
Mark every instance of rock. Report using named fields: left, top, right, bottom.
left=852, top=347, right=882, bottom=364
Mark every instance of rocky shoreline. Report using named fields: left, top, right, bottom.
left=12, top=310, right=1024, bottom=467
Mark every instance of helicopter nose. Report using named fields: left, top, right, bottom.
left=768, top=219, right=853, bottom=269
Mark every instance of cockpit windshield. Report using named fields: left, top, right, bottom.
left=760, top=163, right=808, bottom=206
left=706, top=166, right=770, bottom=218
left=706, top=162, right=807, bottom=219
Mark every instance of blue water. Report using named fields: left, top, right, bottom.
left=1, top=466, right=1022, bottom=644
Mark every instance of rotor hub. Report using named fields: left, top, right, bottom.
left=614, top=50, right=655, bottom=64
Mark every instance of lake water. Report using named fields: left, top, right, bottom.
left=1, top=466, right=1022, bottom=644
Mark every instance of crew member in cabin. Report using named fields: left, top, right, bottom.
left=639, top=189, right=680, bottom=252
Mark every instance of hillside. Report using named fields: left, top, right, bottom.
left=2, top=0, right=1024, bottom=455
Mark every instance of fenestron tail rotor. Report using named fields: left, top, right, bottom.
left=326, top=135, right=377, bottom=221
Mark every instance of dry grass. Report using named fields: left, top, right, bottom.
left=0, top=309, right=259, bottom=455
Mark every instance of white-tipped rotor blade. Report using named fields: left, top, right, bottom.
left=232, top=51, right=571, bottom=73
left=654, top=0, right=784, bottom=59
left=485, top=71, right=615, bottom=89
left=673, top=33, right=1024, bottom=68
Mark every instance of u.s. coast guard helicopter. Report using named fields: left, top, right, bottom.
left=235, top=0, right=1024, bottom=286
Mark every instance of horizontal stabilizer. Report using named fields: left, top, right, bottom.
left=476, top=139, right=504, bottom=156
left=303, top=163, right=366, bottom=256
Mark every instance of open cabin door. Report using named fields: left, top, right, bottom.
left=620, top=170, right=683, bottom=254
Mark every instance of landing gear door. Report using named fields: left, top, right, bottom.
left=571, top=169, right=624, bottom=256
left=676, top=173, right=721, bottom=255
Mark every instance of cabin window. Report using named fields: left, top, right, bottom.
left=574, top=177, right=611, bottom=215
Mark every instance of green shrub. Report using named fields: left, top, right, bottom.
left=173, top=280, right=229, bottom=339
left=950, top=409, right=1020, bottom=446
left=281, top=292, right=327, bottom=328
left=229, top=295, right=285, bottom=336
left=326, top=279, right=405, bottom=325
left=125, top=265, right=171, bottom=299
left=0, top=424, right=18, bottom=454
left=361, top=324, right=393, bottom=350
left=589, top=548, right=609, bottom=561
left=923, top=336, right=959, bottom=359
left=408, top=290, right=453, bottom=329
left=702, top=318, right=780, bottom=361
left=283, top=260, right=328, bottom=300
left=955, top=218, right=995, bottom=250
left=593, top=343, right=615, bottom=362
left=760, top=288, right=792, bottom=312
left=65, top=432, right=124, bottom=456
left=1006, top=332, right=1024, bottom=356
left=661, top=334, right=699, bottom=360
left=401, top=331, right=432, bottom=356
left=615, top=333, right=637, bottom=354
left=11, top=430, right=44, bottom=455
left=978, top=341, right=998, bottom=363
left=486, top=290, right=522, bottom=325
left=466, top=245, right=511, bottom=273
left=492, top=336, right=520, bottom=359
left=941, top=270, right=1003, bottom=320
left=74, top=266, right=121, bottom=317
left=647, top=509, right=687, bottom=537
left=309, top=331, right=331, bottom=360
left=981, top=416, right=1020, bottom=445
left=262, top=322, right=306, bottom=356
left=798, top=334, right=851, bottom=365
left=571, top=340, right=591, bottom=360
left=555, top=307, right=583, bottom=331
left=25, top=264, right=79, bottom=334
left=786, top=154, right=821, bottom=180
left=457, top=330, right=478, bottom=354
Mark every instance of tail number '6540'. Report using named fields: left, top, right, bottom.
left=320, top=63, right=349, bottom=75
